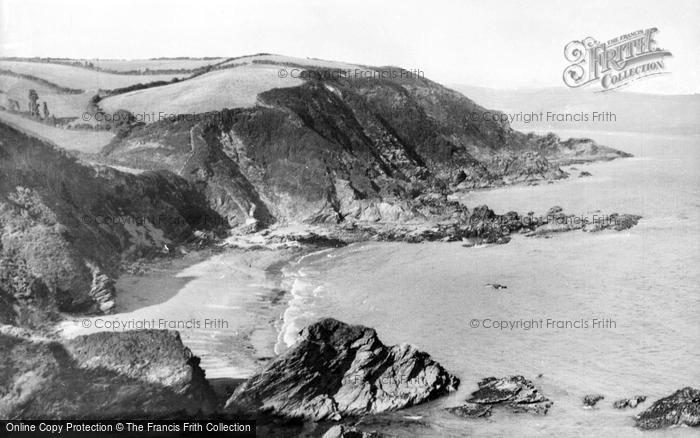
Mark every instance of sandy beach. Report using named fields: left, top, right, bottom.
left=56, top=245, right=304, bottom=379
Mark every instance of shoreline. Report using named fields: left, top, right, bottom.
left=274, top=246, right=342, bottom=355
left=54, top=244, right=309, bottom=379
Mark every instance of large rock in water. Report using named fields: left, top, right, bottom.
left=0, top=329, right=217, bottom=419
left=447, top=376, right=552, bottom=418
left=225, top=318, right=459, bottom=420
left=635, top=387, right=700, bottom=430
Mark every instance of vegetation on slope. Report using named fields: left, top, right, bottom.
left=0, top=122, right=223, bottom=320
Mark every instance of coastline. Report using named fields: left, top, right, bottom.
left=274, top=246, right=341, bottom=355
left=55, top=244, right=309, bottom=380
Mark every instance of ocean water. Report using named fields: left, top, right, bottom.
left=278, top=130, right=700, bottom=437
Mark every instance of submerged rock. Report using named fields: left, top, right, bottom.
left=635, top=387, right=700, bottom=430
left=225, top=318, right=459, bottom=420
left=445, top=402, right=492, bottom=418
left=583, top=394, right=605, bottom=407
left=613, top=395, right=646, bottom=409
left=447, top=376, right=552, bottom=418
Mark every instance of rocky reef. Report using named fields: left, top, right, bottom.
left=0, top=328, right=217, bottom=418
left=255, top=204, right=642, bottom=248
left=613, top=395, right=646, bottom=409
left=635, top=387, right=700, bottom=430
left=523, top=206, right=641, bottom=237
left=447, top=375, right=552, bottom=418
left=225, top=318, right=459, bottom=420
left=583, top=394, right=605, bottom=407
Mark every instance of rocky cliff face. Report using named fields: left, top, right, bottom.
left=635, top=387, right=700, bottom=429
left=225, top=318, right=459, bottom=420
left=0, top=122, right=223, bottom=322
left=102, top=66, right=630, bottom=227
left=0, top=329, right=217, bottom=418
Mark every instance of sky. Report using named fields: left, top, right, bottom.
left=1, top=0, right=698, bottom=94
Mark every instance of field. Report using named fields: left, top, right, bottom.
left=0, top=54, right=364, bottom=141
left=99, top=63, right=304, bottom=116
left=88, top=58, right=226, bottom=72
left=219, top=54, right=363, bottom=70
left=0, top=60, right=187, bottom=91
left=1, top=55, right=366, bottom=123
left=0, top=110, right=113, bottom=153
left=0, top=74, right=93, bottom=118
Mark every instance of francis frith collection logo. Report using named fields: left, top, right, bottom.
left=563, top=28, right=672, bottom=91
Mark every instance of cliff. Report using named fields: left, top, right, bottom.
left=0, top=122, right=223, bottom=322
left=101, top=64, right=630, bottom=227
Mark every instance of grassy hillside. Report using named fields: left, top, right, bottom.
left=0, top=60, right=187, bottom=91
left=0, top=111, right=113, bottom=153
left=0, top=74, right=93, bottom=118
left=218, top=53, right=364, bottom=70
left=100, top=63, right=304, bottom=116
left=89, top=58, right=226, bottom=72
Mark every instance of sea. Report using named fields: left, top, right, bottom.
left=59, top=129, right=699, bottom=436
left=275, top=130, right=700, bottom=437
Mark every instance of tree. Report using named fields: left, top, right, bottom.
left=28, top=89, right=39, bottom=116
left=42, top=102, right=50, bottom=119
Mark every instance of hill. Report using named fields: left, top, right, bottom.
left=101, top=56, right=629, bottom=226
left=99, top=63, right=304, bottom=116
left=0, top=60, right=187, bottom=91
left=98, top=54, right=367, bottom=117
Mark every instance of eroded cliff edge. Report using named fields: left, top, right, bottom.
left=100, top=66, right=630, bottom=227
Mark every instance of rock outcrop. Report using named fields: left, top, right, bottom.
left=316, top=204, right=641, bottom=246
left=447, top=376, right=552, bottom=418
left=0, top=329, right=217, bottom=419
left=613, top=395, right=646, bottom=409
left=225, top=318, right=459, bottom=420
left=583, top=394, right=605, bottom=407
left=524, top=207, right=641, bottom=237
left=635, top=387, right=700, bottom=430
